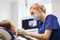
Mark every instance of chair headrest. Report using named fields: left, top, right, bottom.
left=0, top=27, right=11, bottom=40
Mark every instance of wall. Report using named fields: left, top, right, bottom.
left=52, top=0, right=60, bottom=24
left=18, top=0, right=27, bottom=28
left=0, top=0, right=18, bottom=27
left=0, top=0, right=11, bottom=21
left=10, top=1, right=18, bottom=27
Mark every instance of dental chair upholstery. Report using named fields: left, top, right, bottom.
left=0, top=27, right=11, bottom=40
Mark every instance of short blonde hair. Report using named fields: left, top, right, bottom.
left=30, top=4, right=46, bottom=13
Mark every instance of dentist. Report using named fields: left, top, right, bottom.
left=18, top=4, right=60, bottom=40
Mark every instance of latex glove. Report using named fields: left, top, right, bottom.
left=17, top=29, right=25, bottom=35
left=17, top=29, right=31, bottom=36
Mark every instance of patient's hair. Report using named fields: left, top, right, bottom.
left=0, top=20, right=13, bottom=30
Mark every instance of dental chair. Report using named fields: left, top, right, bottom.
left=0, top=27, right=37, bottom=40
left=0, top=27, right=11, bottom=40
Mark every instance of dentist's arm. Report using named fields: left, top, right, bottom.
left=28, top=30, right=52, bottom=40
left=17, top=29, right=52, bottom=40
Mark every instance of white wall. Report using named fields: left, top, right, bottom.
left=52, top=0, right=60, bottom=24
left=10, top=1, right=18, bottom=27
left=0, top=0, right=18, bottom=27
left=18, top=0, right=27, bottom=28
left=0, top=0, right=11, bottom=21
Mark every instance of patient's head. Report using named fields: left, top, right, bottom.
left=0, top=20, right=17, bottom=35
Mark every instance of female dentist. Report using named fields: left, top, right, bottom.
left=18, top=4, right=60, bottom=40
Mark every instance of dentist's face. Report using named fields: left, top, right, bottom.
left=30, top=4, right=46, bottom=21
left=30, top=7, right=42, bottom=21
left=30, top=7, right=42, bottom=16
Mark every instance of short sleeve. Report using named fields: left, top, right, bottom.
left=45, top=15, right=59, bottom=30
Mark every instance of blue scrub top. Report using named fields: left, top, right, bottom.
left=38, top=14, right=60, bottom=40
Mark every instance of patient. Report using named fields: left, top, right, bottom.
left=0, top=20, right=32, bottom=40
left=0, top=20, right=17, bottom=40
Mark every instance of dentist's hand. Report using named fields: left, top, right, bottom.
left=17, top=29, right=34, bottom=40
left=17, top=29, right=31, bottom=36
